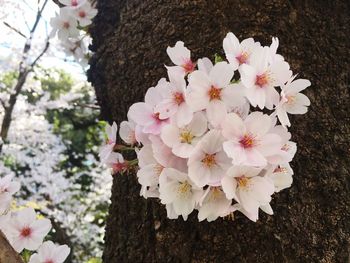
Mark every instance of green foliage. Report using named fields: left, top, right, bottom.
left=214, top=53, right=224, bottom=64
left=86, top=258, right=102, bottom=263
left=0, top=71, right=18, bottom=91
left=36, top=67, right=73, bottom=100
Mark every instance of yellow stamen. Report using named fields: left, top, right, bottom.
left=201, top=153, right=216, bottom=168
left=180, top=130, right=194, bottom=144
left=208, top=85, right=222, bottom=101
left=237, top=176, right=250, bottom=188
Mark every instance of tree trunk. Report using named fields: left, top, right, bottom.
left=88, top=0, right=350, bottom=262
left=0, top=231, right=23, bottom=263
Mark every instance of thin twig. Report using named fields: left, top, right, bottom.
left=30, top=39, right=50, bottom=67
left=74, top=103, right=101, bottom=110
left=3, top=22, right=27, bottom=38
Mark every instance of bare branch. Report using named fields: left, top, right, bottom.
left=3, top=22, right=27, bottom=39
left=30, top=39, right=50, bottom=68
left=74, top=103, right=101, bottom=110
left=0, top=98, right=6, bottom=110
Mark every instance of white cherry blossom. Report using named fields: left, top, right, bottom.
left=266, top=163, right=294, bottom=192
left=0, top=175, right=20, bottom=214
left=58, top=0, right=86, bottom=8
left=187, top=61, right=245, bottom=126
left=197, top=186, right=232, bottom=222
left=221, top=166, right=274, bottom=220
left=161, top=112, right=207, bottom=158
left=188, top=130, right=231, bottom=187
left=99, top=122, right=118, bottom=163
left=28, top=241, right=71, bottom=263
left=159, top=168, right=203, bottom=220
left=50, top=8, right=79, bottom=41
left=276, top=77, right=311, bottom=127
left=73, top=2, right=98, bottom=27
left=119, top=120, right=137, bottom=145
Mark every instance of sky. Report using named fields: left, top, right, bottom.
left=0, top=0, right=87, bottom=80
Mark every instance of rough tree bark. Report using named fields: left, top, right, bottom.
left=0, top=231, right=23, bottom=263
left=89, top=0, right=350, bottom=262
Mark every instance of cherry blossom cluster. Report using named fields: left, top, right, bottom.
left=0, top=175, right=70, bottom=262
left=99, top=32, right=311, bottom=222
left=50, top=0, right=97, bottom=66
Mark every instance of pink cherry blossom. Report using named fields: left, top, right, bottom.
left=239, top=47, right=292, bottom=109
left=105, top=152, right=125, bottom=174
left=128, top=79, right=170, bottom=135
left=155, top=70, right=193, bottom=126
left=221, top=112, right=283, bottom=167
left=223, top=32, right=261, bottom=70
left=166, top=41, right=196, bottom=77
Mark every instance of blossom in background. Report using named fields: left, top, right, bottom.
left=50, top=8, right=79, bottom=41
left=2, top=208, right=51, bottom=252
left=166, top=41, right=196, bottom=77
left=188, top=130, right=231, bottom=187
left=28, top=241, right=70, bottom=263
left=99, top=122, right=118, bottom=163
left=61, top=39, right=87, bottom=65
left=73, top=2, right=98, bottom=27
left=159, top=168, right=203, bottom=220
left=161, top=112, right=207, bottom=158
left=187, top=61, right=245, bottom=126
left=0, top=175, right=20, bottom=214
left=223, top=32, right=261, bottom=70
left=239, top=47, right=292, bottom=109
left=221, top=112, right=282, bottom=167
left=58, top=0, right=86, bottom=8
left=276, top=77, right=311, bottom=127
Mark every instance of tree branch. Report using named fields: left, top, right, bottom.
left=30, top=40, right=50, bottom=68
left=3, top=22, right=27, bottom=39
left=0, top=0, right=50, bottom=153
